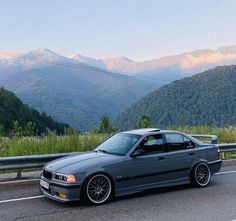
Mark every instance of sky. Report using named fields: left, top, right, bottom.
left=0, top=0, right=236, bottom=61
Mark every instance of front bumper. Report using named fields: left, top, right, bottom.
left=40, top=176, right=81, bottom=203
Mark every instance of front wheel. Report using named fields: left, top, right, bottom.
left=83, top=174, right=112, bottom=205
left=191, top=163, right=211, bottom=187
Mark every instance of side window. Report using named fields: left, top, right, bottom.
left=165, top=133, right=185, bottom=152
left=140, top=134, right=164, bottom=155
left=183, top=136, right=195, bottom=149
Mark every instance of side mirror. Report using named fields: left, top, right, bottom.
left=186, top=141, right=195, bottom=149
left=131, top=148, right=144, bottom=157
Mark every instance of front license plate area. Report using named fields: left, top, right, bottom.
left=40, top=179, right=50, bottom=189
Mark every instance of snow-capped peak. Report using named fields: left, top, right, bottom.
left=24, top=48, right=65, bottom=61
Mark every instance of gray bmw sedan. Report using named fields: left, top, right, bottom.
left=40, top=128, right=222, bottom=205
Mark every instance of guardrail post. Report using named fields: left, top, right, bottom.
left=17, top=170, right=22, bottom=179
left=221, top=152, right=226, bottom=160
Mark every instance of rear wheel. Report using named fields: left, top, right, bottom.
left=191, top=163, right=211, bottom=187
left=83, top=174, right=112, bottom=205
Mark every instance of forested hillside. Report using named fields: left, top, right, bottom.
left=0, top=87, right=69, bottom=135
left=115, top=65, right=236, bottom=130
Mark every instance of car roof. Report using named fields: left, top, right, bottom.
left=121, top=128, right=187, bottom=136
left=121, top=128, right=160, bottom=135
left=121, top=128, right=159, bottom=135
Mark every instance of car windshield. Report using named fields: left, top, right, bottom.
left=95, top=133, right=141, bottom=156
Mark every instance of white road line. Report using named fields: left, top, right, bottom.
left=0, top=170, right=236, bottom=204
left=215, top=170, right=236, bottom=175
left=0, top=178, right=39, bottom=185
left=0, top=195, right=44, bottom=204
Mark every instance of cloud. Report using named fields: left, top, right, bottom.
left=181, top=52, right=236, bottom=69
left=0, top=49, right=22, bottom=59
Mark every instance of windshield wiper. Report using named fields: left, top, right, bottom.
left=94, top=149, right=123, bottom=156
left=97, top=149, right=111, bottom=154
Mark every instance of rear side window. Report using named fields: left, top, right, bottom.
left=165, top=133, right=185, bottom=152
left=140, top=134, right=164, bottom=155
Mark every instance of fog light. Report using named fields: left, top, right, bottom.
left=58, top=193, right=66, bottom=199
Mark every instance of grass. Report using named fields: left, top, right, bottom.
left=0, top=126, right=236, bottom=158
left=0, top=132, right=110, bottom=157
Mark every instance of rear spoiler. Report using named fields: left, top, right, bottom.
left=190, top=134, right=218, bottom=144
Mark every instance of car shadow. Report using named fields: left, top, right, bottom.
left=115, top=183, right=192, bottom=202
left=43, top=179, right=219, bottom=207
left=59, top=183, right=193, bottom=207
left=114, top=178, right=219, bottom=203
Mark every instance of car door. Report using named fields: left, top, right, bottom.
left=163, top=133, right=197, bottom=180
left=121, top=134, right=168, bottom=189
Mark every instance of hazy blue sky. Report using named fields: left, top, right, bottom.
left=0, top=0, right=236, bottom=60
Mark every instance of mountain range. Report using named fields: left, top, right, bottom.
left=72, top=45, right=236, bottom=83
left=0, top=49, right=156, bottom=131
left=2, top=45, right=236, bottom=81
left=115, top=65, right=236, bottom=130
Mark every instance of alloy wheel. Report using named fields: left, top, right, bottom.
left=194, top=163, right=211, bottom=187
left=86, top=174, right=112, bottom=204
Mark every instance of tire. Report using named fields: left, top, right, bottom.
left=191, top=163, right=211, bottom=187
left=82, top=173, right=112, bottom=205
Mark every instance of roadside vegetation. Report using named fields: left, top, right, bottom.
left=0, top=115, right=115, bottom=157
left=0, top=114, right=236, bottom=157
left=0, top=131, right=109, bottom=157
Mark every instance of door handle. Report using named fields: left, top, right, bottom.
left=189, top=152, right=195, bottom=155
left=159, top=156, right=165, bottom=160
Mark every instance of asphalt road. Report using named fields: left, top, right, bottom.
left=1, top=167, right=236, bottom=221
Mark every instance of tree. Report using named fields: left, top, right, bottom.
left=0, top=124, right=4, bottom=136
left=12, top=120, right=24, bottom=137
left=98, top=115, right=116, bottom=133
left=24, top=121, right=36, bottom=136
left=137, top=114, right=153, bottom=128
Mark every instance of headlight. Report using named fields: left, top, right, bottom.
left=55, top=173, right=68, bottom=181
left=55, top=173, right=77, bottom=182
left=66, top=175, right=76, bottom=182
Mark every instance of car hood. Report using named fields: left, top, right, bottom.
left=45, top=151, right=122, bottom=173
